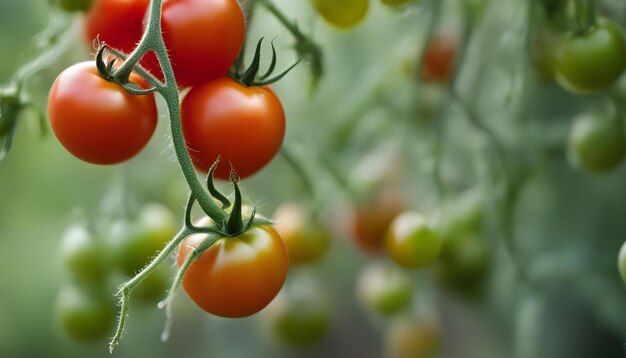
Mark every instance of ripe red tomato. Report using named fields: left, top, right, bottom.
left=161, top=0, right=245, bottom=87
left=422, top=35, right=457, bottom=83
left=177, top=222, right=289, bottom=318
left=48, top=62, right=157, bottom=165
left=272, top=203, right=331, bottom=265
left=181, top=77, right=286, bottom=179
left=83, top=0, right=162, bottom=80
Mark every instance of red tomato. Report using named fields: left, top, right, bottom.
left=181, top=77, right=286, bottom=179
left=422, top=35, right=457, bottom=83
left=161, top=0, right=245, bottom=87
left=83, top=0, right=162, bottom=80
left=48, top=62, right=157, bottom=164
left=177, top=223, right=289, bottom=318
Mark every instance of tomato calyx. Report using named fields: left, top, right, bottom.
left=95, top=44, right=159, bottom=96
left=0, top=82, right=45, bottom=161
left=185, top=160, right=265, bottom=238
left=229, top=37, right=301, bottom=87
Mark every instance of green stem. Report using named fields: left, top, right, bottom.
left=159, top=232, right=220, bottom=342
left=109, top=227, right=192, bottom=352
left=257, top=0, right=305, bottom=41
left=13, top=13, right=77, bottom=83
left=572, top=0, right=596, bottom=34
left=113, top=0, right=226, bottom=223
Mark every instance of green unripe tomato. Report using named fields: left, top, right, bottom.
left=60, top=222, right=109, bottom=283
left=381, top=0, right=414, bottom=7
left=435, top=233, right=490, bottom=289
left=357, top=262, right=412, bottom=316
left=108, top=203, right=176, bottom=276
left=568, top=111, right=626, bottom=173
left=265, top=276, right=330, bottom=347
left=385, top=212, right=442, bottom=269
left=55, top=285, right=115, bottom=342
left=555, top=19, right=626, bottom=94
left=311, top=0, right=369, bottom=29
left=55, top=0, right=93, bottom=12
left=618, top=240, right=626, bottom=284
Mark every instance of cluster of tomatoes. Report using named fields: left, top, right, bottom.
left=49, top=0, right=285, bottom=180
left=532, top=3, right=626, bottom=175
left=56, top=202, right=176, bottom=341
left=48, top=0, right=293, bottom=343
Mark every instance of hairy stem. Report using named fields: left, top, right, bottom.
left=109, top=227, right=192, bottom=352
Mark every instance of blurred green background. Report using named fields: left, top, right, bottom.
left=1, top=0, right=626, bottom=357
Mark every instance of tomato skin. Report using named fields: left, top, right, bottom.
left=311, top=0, right=369, bottom=29
left=618, top=240, right=626, bottom=285
left=181, top=77, right=286, bottom=179
left=55, top=285, right=115, bottom=342
left=568, top=111, right=626, bottom=173
left=48, top=62, right=157, bottom=165
left=47, top=62, right=157, bottom=164
left=108, top=203, right=176, bottom=276
left=162, top=0, right=245, bottom=87
left=84, top=0, right=148, bottom=52
left=422, top=35, right=457, bottom=83
left=357, top=262, right=412, bottom=316
left=385, top=212, right=442, bottom=269
left=555, top=19, right=626, bottom=93
left=349, top=190, right=404, bottom=253
left=178, top=223, right=288, bottom=318
left=84, top=0, right=162, bottom=80
left=272, top=203, right=331, bottom=265
left=60, top=222, right=109, bottom=283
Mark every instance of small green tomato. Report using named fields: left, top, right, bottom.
left=60, top=222, right=109, bottom=283
left=357, top=262, right=412, bottom=315
left=55, top=284, right=115, bottom=342
left=568, top=111, right=626, bottom=173
left=108, top=203, right=176, bottom=276
left=385, top=212, right=442, bottom=269
left=555, top=19, right=626, bottom=94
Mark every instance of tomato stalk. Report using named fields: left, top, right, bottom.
left=0, top=12, right=77, bottom=161
left=571, top=0, right=596, bottom=35
left=103, top=0, right=271, bottom=351
left=451, top=0, right=541, bottom=290
left=256, top=0, right=324, bottom=92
